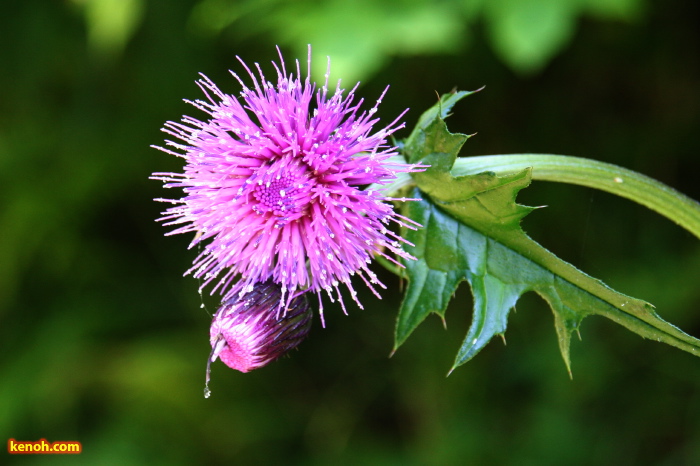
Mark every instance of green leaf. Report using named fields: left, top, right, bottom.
left=82, top=0, right=145, bottom=59
left=484, top=0, right=578, bottom=75
left=395, top=92, right=700, bottom=374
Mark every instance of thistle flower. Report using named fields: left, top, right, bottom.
left=152, top=47, right=420, bottom=319
left=205, top=281, right=312, bottom=395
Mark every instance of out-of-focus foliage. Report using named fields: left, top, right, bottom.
left=74, top=0, right=145, bottom=59
left=484, top=0, right=643, bottom=74
left=2, top=0, right=700, bottom=465
left=187, top=0, right=645, bottom=81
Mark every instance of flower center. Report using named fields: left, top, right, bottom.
left=250, top=158, right=313, bottom=223
left=253, top=174, right=297, bottom=214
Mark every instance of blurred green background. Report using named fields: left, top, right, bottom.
left=2, top=0, right=700, bottom=464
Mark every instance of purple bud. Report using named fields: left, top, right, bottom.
left=205, top=281, right=312, bottom=396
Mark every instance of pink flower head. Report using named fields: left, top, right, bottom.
left=152, top=47, right=420, bottom=320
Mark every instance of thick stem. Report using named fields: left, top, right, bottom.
left=451, top=154, right=700, bottom=240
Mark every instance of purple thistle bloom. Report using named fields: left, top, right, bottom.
left=152, top=47, right=421, bottom=320
left=206, top=281, right=312, bottom=389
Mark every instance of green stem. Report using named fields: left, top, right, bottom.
left=451, top=154, right=700, bottom=240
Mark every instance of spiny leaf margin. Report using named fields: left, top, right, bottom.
left=394, top=91, right=700, bottom=374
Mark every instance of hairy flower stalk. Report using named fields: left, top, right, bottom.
left=205, top=281, right=312, bottom=396
left=152, top=47, right=421, bottom=322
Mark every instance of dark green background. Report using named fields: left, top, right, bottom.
left=2, top=0, right=700, bottom=464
